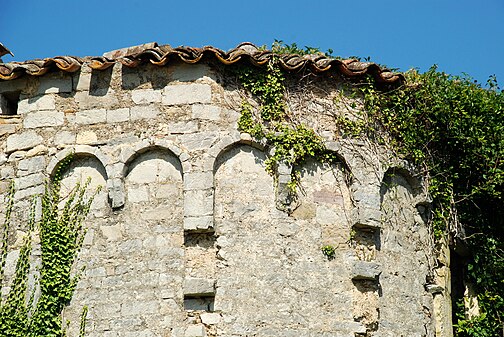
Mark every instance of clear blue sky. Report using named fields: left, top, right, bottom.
left=1, top=0, right=503, bottom=86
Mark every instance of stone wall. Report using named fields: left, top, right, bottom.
left=0, top=59, right=448, bottom=336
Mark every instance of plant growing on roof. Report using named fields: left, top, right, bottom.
left=360, top=67, right=504, bottom=336
left=235, top=40, right=504, bottom=335
left=234, top=47, right=343, bottom=192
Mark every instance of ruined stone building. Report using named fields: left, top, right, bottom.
left=0, top=43, right=452, bottom=336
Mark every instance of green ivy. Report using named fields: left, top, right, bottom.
left=0, top=156, right=98, bottom=336
left=233, top=56, right=342, bottom=190
left=236, top=40, right=503, bottom=335
left=360, top=67, right=504, bottom=336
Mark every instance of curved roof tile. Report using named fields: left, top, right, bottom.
left=0, top=42, right=404, bottom=85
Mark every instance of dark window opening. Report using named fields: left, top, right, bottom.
left=0, top=91, right=20, bottom=115
left=184, top=295, right=215, bottom=311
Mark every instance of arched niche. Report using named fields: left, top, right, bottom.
left=55, top=154, right=109, bottom=214
left=292, top=157, right=353, bottom=248
left=213, top=145, right=357, bottom=336
left=376, top=168, right=434, bottom=336
left=213, top=143, right=273, bottom=233
left=93, top=146, right=185, bottom=335
left=123, top=145, right=184, bottom=230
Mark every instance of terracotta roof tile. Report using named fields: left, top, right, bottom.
left=0, top=42, right=404, bottom=85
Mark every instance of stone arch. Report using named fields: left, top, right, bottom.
left=48, top=148, right=110, bottom=213
left=47, top=145, right=111, bottom=179
left=380, top=166, right=424, bottom=201
left=212, top=139, right=265, bottom=174
left=213, top=143, right=273, bottom=232
left=323, top=141, right=355, bottom=185
left=292, top=156, right=353, bottom=249
left=47, top=146, right=111, bottom=213
left=375, top=167, right=434, bottom=335
left=212, top=143, right=359, bottom=335
left=123, top=146, right=183, bottom=207
left=84, top=143, right=184, bottom=336
left=121, top=139, right=185, bottom=178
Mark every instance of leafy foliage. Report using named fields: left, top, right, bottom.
left=238, top=40, right=504, bottom=335
left=360, top=67, right=504, bottom=335
left=321, top=245, right=336, bottom=260
left=265, top=39, right=333, bottom=57
left=233, top=54, right=341, bottom=189
left=0, top=158, right=98, bottom=336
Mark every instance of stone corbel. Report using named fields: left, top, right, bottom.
left=275, top=161, right=298, bottom=213
left=106, top=162, right=125, bottom=209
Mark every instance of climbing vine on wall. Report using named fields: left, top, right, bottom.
left=233, top=53, right=342, bottom=191
left=359, top=67, right=504, bottom=336
left=234, top=41, right=503, bottom=336
left=0, top=156, right=98, bottom=337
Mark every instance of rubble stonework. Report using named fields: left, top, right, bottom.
left=0, top=50, right=449, bottom=337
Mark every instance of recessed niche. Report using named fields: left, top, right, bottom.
left=184, top=232, right=216, bottom=248
left=0, top=91, right=20, bottom=115
left=184, top=295, right=215, bottom=311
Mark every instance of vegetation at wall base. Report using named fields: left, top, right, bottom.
left=0, top=159, right=97, bottom=337
left=235, top=41, right=503, bottom=336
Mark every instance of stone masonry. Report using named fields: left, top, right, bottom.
left=0, top=46, right=450, bottom=337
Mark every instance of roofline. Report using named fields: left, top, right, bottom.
left=0, top=42, right=404, bottom=86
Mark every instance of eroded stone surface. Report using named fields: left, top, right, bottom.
left=0, top=61, right=441, bottom=337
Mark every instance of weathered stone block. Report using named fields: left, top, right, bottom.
left=130, top=105, right=159, bottom=121
left=351, top=261, right=381, bottom=280
left=54, top=131, right=76, bottom=145
left=76, top=130, right=98, bottom=144
left=74, top=71, right=91, bottom=91
left=200, top=313, right=221, bottom=325
left=183, top=189, right=213, bottom=217
left=17, top=95, right=56, bottom=114
left=18, top=156, right=46, bottom=176
left=167, top=120, right=199, bottom=134
left=184, top=172, right=214, bottom=190
left=0, top=124, right=17, bottom=136
left=26, top=145, right=47, bottom=157
left=352, top=207, right=382, bottom=229
left=191, top=104, right=220, bottom=121
left=185, top=325, right=207, bottom=337
left=184, top=216, right=214, bottom=231
left=14, top=172, right=45, bottom=190
left=74, top=90, right=119, bottom=110
left=162, top=84, right=211, bottom=105
left=183, top=278, right=215, bottom=296
left=6, top=130, right=43, bottom=152
left=131, top=89, right=162, bottom=104
left=107, top=178, right=125, bottom=209
left=76, top=109, right=107, bottom=125
left=353, top=190, right=381, bottom=207
left=107, top=108, right=130, bottom=123
left=23, top=111, right=64, bottom=128
left=14, top=184, right=44, bottom=200
left=179, top=132, right=219, bottom=152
